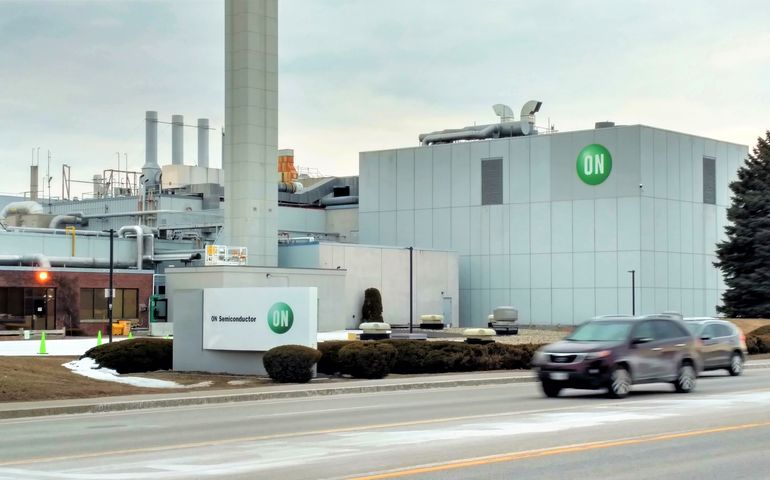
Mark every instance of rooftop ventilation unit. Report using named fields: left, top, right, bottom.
left=418, top=100, right=542, bottom=146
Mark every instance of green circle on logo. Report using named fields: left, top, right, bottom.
left=577, top=144, right=612, bottom=185
left=267, top=302, right=294, bottom=334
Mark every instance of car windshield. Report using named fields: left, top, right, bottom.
left=685, top=323, right=703, bottom=336
left=567, top=321, right=633, bottom=342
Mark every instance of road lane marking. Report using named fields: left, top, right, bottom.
left=349, top=421, right=770, bottom=479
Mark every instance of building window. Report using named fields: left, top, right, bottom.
left=79, top=288, right=139, bottom=320
left=0, top=287, right=56, bottom=330
left=481, top=158, right=503, bottom=205
left=703, top=156, right=716, bottom=204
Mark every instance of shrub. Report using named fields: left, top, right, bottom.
left=317, top=341, right=353, bottom=375
left=361, top=287, right=383, bottom=322
left=82, top=338, right=172, bottom=374
left=383, top=340, right=430, bottom=374
left=482, top=342, right=541, bottom=370
left=747, top=334, right=770, bottom=355
left=338, top=341, right=397, bottom=379
left=263, top=345, right=322, bottom=383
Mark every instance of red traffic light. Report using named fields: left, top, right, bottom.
left=35, top=271, right=50, bottom=283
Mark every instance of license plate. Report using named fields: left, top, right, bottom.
left=549, top=372, right=569, bottom=381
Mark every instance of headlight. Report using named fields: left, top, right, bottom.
left=585, top=350, right=611, bottom=360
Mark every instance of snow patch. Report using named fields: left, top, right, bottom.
left=63, top=358, right=198, bottom=389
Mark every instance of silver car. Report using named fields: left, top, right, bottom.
left=684, top=318, right=748, bottom=376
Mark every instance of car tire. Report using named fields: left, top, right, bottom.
left=674, top=363, right=696, bottom=393
left=607, top=366, right=632, bottom=399
left=541, top=380, right=562, bottom=398
left=728, top=353, right=743, bottom=376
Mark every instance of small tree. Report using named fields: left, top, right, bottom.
left=56, top=276, right=79, bottom=332
left=715, top=131, right=770, bottom=317
left=361, top=287, right=383, bottom=323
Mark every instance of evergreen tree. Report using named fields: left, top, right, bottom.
left=361, top=287, right=383, bottom=322
left=715, top=131, right=770, bottom=317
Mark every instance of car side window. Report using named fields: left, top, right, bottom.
left=633, top=321, right=656, bottom=340
left=653, top=320, right=687, bottom=340
left=702, top=324, right=720, bottom=338
left=714, top=324, right=733, bottom=338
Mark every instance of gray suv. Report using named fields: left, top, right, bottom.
left=684, top=318, right=748, bottom=376
left=532, top=314, right=703, bottom=398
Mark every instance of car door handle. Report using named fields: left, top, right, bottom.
left=675, top=344, right=686, bottom=347
left=651, top=347, right=663, bottom=351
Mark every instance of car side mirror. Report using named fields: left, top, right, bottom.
left=632, top=337, right=653, bottom=345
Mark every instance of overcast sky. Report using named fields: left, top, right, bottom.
left=1, top=0, right=768, bottom=198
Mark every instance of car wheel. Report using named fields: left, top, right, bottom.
left=607, top=366, right=631, bottom=399
left=541, top=380, right=562, bottom=398
left=728, top=353, right=743, bottom=376
left=674, top=363, right=696, bottom=393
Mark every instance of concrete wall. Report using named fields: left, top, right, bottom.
left=359, top=125, right=747, bottom=326
left=326, top=206, right=359, bottom=243
left=279, top=243, right=459, bottom=328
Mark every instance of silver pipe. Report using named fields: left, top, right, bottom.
left=82, top=209, right=182, bottom=219
left=320, top=195, right=359, bottom=206
left=0, top=201, right=44, bottom=218
left=140, top=111, right=161, bottom=190
left=118, top=225, right=144, bottom=269
left=419, top=121, right=534, bottom=146
left=150, top=253, right=200, bottom=262
left=49, top=213, right=88, bottom=229
left=0, top=254, right=51, bottom=268
left=6, top=226, right=108, bottom=236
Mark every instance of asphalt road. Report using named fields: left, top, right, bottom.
left=1, top=369, right=770, bottom=479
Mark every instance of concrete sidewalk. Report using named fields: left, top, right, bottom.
left=0, top=370, right=536, bottom=420
left=3, top=360, right=769, bottom=420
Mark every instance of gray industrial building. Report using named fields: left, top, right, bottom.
left=359, top=119, right=747, bottom=326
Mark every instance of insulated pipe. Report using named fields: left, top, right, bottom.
left=320, top=195, right=359, bottom=206
left=118, top=225, right=144, bottom=269
left=7, top=226, right=109, bottom=236
left=172, top=114, right=184, bottom=165
left=0, top=201, right=44, bottom=218
left=49, top=213, right=88, bottom=229
left=418, top=121, right=533, bottom=146
left=197, top=118, right=209, bottom=168
left=0, top=254, right=51, bottom=268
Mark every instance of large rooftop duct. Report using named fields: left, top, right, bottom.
left=172, top=114, right=184, bottom=165
left=223, top=0, right=278, bottom=266
left=197, top=118, right=210, bottom=168
left=140, top=111, right=161, bottom=190
left=419, top=100, right=543, bottom=146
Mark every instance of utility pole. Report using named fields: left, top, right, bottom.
left=109, top=228, right=114, bottom=343
left=408, top=246, right=414, bottom=333
left=628, top=269, right=636, bottom=316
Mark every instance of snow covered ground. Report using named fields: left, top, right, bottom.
left=62, top=358, right=198, bottom=388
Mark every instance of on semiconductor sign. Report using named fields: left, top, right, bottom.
left=202, top=287, right=317, bottom=351
left=577, top=144, right=612, bottom=185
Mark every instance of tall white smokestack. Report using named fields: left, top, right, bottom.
left=172, top=114, right=184, bottom=166
left=140, top=111, right=161, bottom=190
left=197, top=118, right=210, bottom=168
left=224, top=0, right=278, bottom=266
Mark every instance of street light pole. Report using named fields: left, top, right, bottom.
left=108, top=228, right=114, bottom=343
left=628, top=269, right=636, bottom=316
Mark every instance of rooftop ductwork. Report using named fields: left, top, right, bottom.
left=419, top=100, right=542, bottom=146
left=0, top=201, right=44, bottom=219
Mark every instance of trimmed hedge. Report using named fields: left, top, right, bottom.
left=317, top=340, right=353, bottom=375
left=82, top=338, right=172, bottom=374
left=316, top=339, right=543, bottom=377
left=747, top=334, right=770, bottom=355
left=263, top=345, right=322, bottom=383
left=338, top=341, right=397, bottom=379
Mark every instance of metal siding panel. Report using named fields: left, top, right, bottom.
left=489, top=139, right=509, bottom=204
left=396, top=149, right=415, bottom=211
left=509, top=204, right=529, bottom=254
left=433, top=208, right=451, bottom=251
left=596, top=251, right=618, bottom=288
left=509, top=138, right=530, bottom=203
left=510, top=254, right=530, bottom=289
left=530, top=203, right=551, bottom=254
left=573, top=252, right=595, bottom=288
left=530, top=136, right=551, bottom=202
left=396, top=209, right=414, bottom=247
left=640, top=127, right=654, bottom=198
left=379, top=150, right=397, bottom=211
left=510, top=288, right=531, bottom=324
left=679, top=136, right=694, bottom=202
left=414, top=209, right=432, bottom=249
left=653, top=130, right=667, bottom=199
left=667, top=133, right=681, bottom=201
left=432, top=145, right=452, bottom=208
left=470, top=141, right=490, bottom=206
left=359, top=152, right=379, bottom=213
left=618, top=197, right=641, bottom=251
left=531, top=253, right=551, bottom=289
left=572, top=199, right=594, bottom=253
left=451, top=207, right=471, bottom=255
left=451, top=142, right=471, bottom=207
left=358, top=212, right=379, bottom=245
left=595, top=198, right=618, bottom=252
left=551, top=201, right=572, bottom=253
left=379, top=211, right=397, bottom=246
left=552, top=288, right=573, bottom=325
left=552, top=253, right=572, bottom=289
left=489, top=205, right=507, bottom=255
left=668, top=252, right=682, bottom=289
left=531, top=288, right=552, bottom=325
left=653, top=198, right=668, bottom=252
left=414, top=148, right=433, bottom=210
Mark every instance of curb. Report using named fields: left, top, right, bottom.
left=0, top=374, right=537, bottom=420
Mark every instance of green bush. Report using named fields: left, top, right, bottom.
left=82, top=338, right=172, bottom=374
left=317, top=340, right=353, bottom=375
left=423, top=342, right=482, bottom=373
left=338, top=341, right=397, bottom=379
left=482, top=342, right=540, bottom=370
left=263, top=345, right=322, bottom=383
left=747, top=334, right=770, bottom=355
left=361, top=287, right=384, bottom=322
